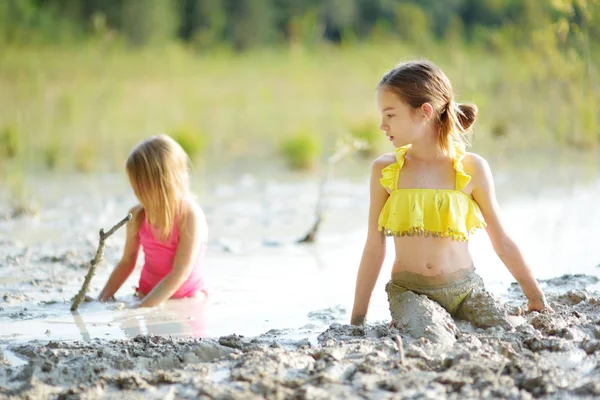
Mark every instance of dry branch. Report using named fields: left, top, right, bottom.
left=298, top=138, right=369, bottom=243
left=71, top=213, right=132, bottom=311
left=395, top=335, right=405, bottom=365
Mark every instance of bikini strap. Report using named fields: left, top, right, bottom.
left=380, top=145, right=410, bottom=191
left=452, top=141, right=471, bottom=191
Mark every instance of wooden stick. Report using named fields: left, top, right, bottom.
left=496, top=347, right=509, bottom=379
left=71, top=213, right=132, bottom=311
left=298, top=138, right=368, bottom=243
left=395, top=335, right=405, bottom=365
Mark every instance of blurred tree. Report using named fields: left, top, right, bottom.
left=225, top=0, right=275, bottom=50
left=272, top=0, right=314, bottom=38
left=0, top=0, right=598, bottom=53
left=459, top=0, right=518, bottom=33
left=321, top=0, right=358, bottom=42
left=355, top=0, right=396, bottom=37
left=0, top=0, right=79, bottom=44
left=178, top=0, right=227, bottom=47
left=409, top=0, right=465, bottom=36
left=394, top=2, right=430, bottom=44
left=121, top=0, right=177, bottom=46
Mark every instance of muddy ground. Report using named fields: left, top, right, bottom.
left=2, top=172, right=600, bottom=399
left=1, top=274, right=600, bottom=400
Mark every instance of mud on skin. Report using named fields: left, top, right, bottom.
left=1, top=285, right=599, bottom=400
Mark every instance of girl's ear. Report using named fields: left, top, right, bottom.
left=420, top=103, right=434, bottom=121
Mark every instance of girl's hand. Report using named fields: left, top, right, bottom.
left=527, top=296, right=554, bottom=313
left=98, top=295, right=115, bottom=302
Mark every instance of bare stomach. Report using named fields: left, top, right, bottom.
left=391, top=236, right=473, bottom=277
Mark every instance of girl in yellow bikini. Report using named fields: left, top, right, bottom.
left=351, top=60, right=552, bottom=333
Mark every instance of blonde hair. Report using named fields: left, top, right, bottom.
left=126, top=134, right=190, bottom=240
left=378, top=60, right=478, bottom=156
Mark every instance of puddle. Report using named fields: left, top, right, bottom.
left=2, top=160, right=600, bottom=345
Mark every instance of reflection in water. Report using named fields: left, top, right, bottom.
left=111, top=297, right=207, bottom=339
left=72, top=312, right=92, bottom=342
left=1, top=348, right=29, bottom=367
left=0, top=297, right=207, bottom=344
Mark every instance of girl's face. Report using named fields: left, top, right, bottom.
left=377, top=87, right=426, bottom=148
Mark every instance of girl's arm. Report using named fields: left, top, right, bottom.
left=351, top=158, right=390, bottom=325
left=138, top=201, right=207, bottom=308
left=98, top=206, right=143, bottom=301
left=468, top=154, right=552, bottom=312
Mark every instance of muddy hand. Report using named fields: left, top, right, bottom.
left=527, top=296, right=554, bottom=313
left=98, top=294, right=115, bottom=302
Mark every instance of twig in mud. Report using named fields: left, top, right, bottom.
left=496, top=359, right=507, bottom=379
left=395, top=335, right=405, bottom=365
left=496, top=347, right=509, bottom=379
left=298, top=137, right=369, bottom=243
left=71, top=213, right=132, bottom=312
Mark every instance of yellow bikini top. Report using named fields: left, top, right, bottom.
left=378, top=142, right=486, bottom=242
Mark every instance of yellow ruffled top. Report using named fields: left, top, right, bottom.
left=378, top=142, right=486, bottom=241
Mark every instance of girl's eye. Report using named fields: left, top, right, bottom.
left=386, top=114, right=394, bottom=118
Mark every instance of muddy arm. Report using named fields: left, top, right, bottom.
left=351, top=160, right=389, bottom=325
left=468, top=155, right=549, bottom=311
left=98, top=207, right=142, bottom=301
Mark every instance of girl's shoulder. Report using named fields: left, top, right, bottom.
left=461, top=151, right=493, bottom=184
left=126, top=204, right=145, bottom=234
left=372, top=152, right=397, bottom=173
left=177, top=196, right=208, bottom=235
left=179, top=196, right=205, bottom=218
left=129, top=204, right=144, bottom=216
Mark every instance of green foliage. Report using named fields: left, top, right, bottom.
left=1, top=0, right=599, bottom=56
left=0, top=0, right=81, bottom=45
left=3, top=170, right=38, bottom=218
left=43, top=140, right=61, bottom=170
left=227, top=0, right=275, bottom=50
left=280, top=128, right=322, bottom=170
left=170, top=126, right=207, bottom=160
left=74, top=141, right=96, bottom=173
left=1, top=38, right=598, bottom=175
left=348, top=119, right=382, bottom=158
left=180, top=0, right=227, bottom=48
left=121, top=0, right=177, bottom=47
left=1, top=0, right=600, bottom=175
left=0, top=124, right=19, bottom=160
left=395, top=2, right=430, bottom=44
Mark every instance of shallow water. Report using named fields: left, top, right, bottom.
left=1, top=154, right=600, bottom=345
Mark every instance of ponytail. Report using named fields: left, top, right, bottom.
left=438, top=101, right=478, bottom=155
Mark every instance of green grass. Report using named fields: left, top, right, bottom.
left=0, top=124, right=20, bottom=161
left=43, top=138, right=61, bottom=170
left=348, top=117, right=383, bottom=158
left=170, top=124, right=208, bottom=161
left=0, top=39, right=598, bottom=176
left=280, top=128, right=322, bottom=170
left=1, top=167, right=38, bottom=218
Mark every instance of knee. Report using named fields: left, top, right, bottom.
left=459, top=289, right=512, bottom=329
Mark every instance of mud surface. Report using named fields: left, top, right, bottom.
left=1, top=281, right=600, bottom=399
left=3, top=173, right=600, bottom=399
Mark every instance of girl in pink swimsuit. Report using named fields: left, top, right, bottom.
left=99, top=134, right=207, bottom=307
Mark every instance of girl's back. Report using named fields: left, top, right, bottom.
left=137, top=210, right=206, bottom=299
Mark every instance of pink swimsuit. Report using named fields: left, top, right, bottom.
left=137, top=217, right=206, bottom=298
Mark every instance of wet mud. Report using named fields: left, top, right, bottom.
left=1, top=281, right=600, bottom=399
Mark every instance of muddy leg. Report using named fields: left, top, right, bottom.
left=455, top=276, right=512, bottom=329
left=386, top=282, right=457, bottom=347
